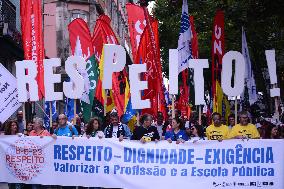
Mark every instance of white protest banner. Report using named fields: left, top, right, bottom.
left=0, top=136, right=283, bottom=189
left=0, top=64, right=22, bottom=123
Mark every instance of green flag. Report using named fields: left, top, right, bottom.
left=81, top=55, right=99, bottom=122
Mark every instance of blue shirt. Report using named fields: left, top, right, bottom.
left=55, top=125, right=78, bottom=137
left=165, top=129, right=188, bottom=141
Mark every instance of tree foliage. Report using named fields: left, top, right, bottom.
left=153, top=0, right=284, bottom=111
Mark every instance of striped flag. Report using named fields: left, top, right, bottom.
left=177, top=0, right=193, bottom=73
left=44, top=101, right=57, bottom=131
left=242, top=27, right=257, bottom=105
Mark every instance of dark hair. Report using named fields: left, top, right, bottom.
left=172, top=117, right=183, bottom=129
left=140, top=114, right=152, bottom=125
left=4, top=120, right=19, bottom=135
left=228, top=114, right=235, bottom=119
left=239, top=111, right=248, bottom=117
left=86, top=117, right=101, bottom=135
left=264, top=124, right=280, bottom=139
left=193, top=125, right=205, bottom=138
left=212, top=112, right=221, bottom=118
left=110, top=112, right=118, bottom=118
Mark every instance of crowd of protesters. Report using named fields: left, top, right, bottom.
left=0, top=108, right=284, bottom=189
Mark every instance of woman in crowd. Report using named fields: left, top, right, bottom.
left=264, top=124, right=281, bottom=139
left=4, top=119, right=19, bottom=135
left=165, top=118, right=188, bottom=144
left=24, top=121, right=33, bottom=136
left=83, top=117, right=104, bottom=138
left=29, top=117, right=51, bottom=137
left=186, top=124, right=206, bottom=141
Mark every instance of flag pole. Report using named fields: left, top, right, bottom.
left=49, top=101, right=53, bottom=131
left=22, top=103, right=26, bottom=131
left=198, top=105, right=202, bottom=125
left=104, top=90, right=107, bottom=116
left=74, top=99, right=77, bottom=125
left=234, top=97, right=238, bottom=125
left=171, top=95, right=175, bottom=119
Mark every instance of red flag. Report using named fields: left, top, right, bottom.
left=20, top=0, right=45, bottom=99
left=211, top=11, right=225, bottom=111
left=135, top=16, right=166, bottom=119
left=68, top=18, right=94, bottom=59
left=190, top=16, right=199, bottom=59
left=92, top=15, right=127, bottom=117
left=126, top=3, right=146, bottom=61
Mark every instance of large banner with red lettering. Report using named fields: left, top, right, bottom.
left=126, top=3, right=146, bottom=60
left=20, top=0, right=45, bottom=99
left=0, top=136, right=283, bottom=189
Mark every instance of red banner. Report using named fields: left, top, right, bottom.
left=135, top=16, right=166, bottom=119
left=20, top=0, right=45, bottom=99
left=92, top=15, right=127, bottom=117
left=68, top=18, right=94, bottom=59
left=126, top=3, right=146, bottom=61
left=211, top=10, right=225, bottom=105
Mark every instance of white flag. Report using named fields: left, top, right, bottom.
left=242, top=27, right=257, bottom=105
left=177, top=0, right=193, bottom=73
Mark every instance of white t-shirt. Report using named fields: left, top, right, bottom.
left=112, top=126, right=118, bottom=138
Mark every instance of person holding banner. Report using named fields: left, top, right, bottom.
left=53, top=114, right=78, bottom=138
left=229, top=111, right=260, bottom=139
left=165, top=117, right=188, bottom=144
left=83, top=117, right=104, bottom=139
left=185, top=124, right=206, bottom=141
left=132, top=114, right=160, bottom=143
left=29, top=118, right=51, bottom=137
left=104, top=112, right=132, bottom=141
left=206, top=112, right=230, bottom=141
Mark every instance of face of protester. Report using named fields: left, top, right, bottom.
left=93, top=120, right=99, bottom=131
left=271, top=127, right=278, bottom=137
left=52, top=123, right=58, bottom=130
left=17, top=111, right=23, bottom=121
left=191, top=126, right=198, bottom=136
left=58, top=115, right=67, bottom=127
left=110, top=116, right=119, bottom=126
left=143, top=116, right=152, bottom=128
left=157, top=116, right=164, bottom=125
left=27, top=123, right=33, bottom=131
left=229, top=117, right=235, bottom=126
left=11, top=122, right=18, bottom=134
left=172, top=119, right=179, bottom=130
left=212, top=115, right=221, bottom=127
left=33, top=122, right=42, bottom=131
left=239, top=114, right=249, bottom=126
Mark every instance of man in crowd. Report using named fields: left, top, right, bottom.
left=104, top=111, right=132, bottom=141
left=206, top=112, right=230, bottom=140
left=53, top=114, right=78, bottom=137
left=17, top=111, right=24, bottom=133
left=229, top=111, right=260, bottom=139
left=153, top=111, right=166, bottom=139
left=132, top=113, right=160, bottom=142
left=228, top=114, right=235, bottom=129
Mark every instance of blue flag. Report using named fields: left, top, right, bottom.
left=44, top=101, right=58, bottom=131
left=122, top=97, right=136, bottom=123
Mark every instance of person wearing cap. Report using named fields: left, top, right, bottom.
left=228, top=111, right=260, bottom=139
left=104, top=111, right=132, bottom=141
left=206, top=112, right=230, bottom=141
left=29, top=117, right=51, bottom=137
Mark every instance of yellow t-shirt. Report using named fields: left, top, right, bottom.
left=206, top=124, right=229, bottom=140
left=228, top=123, right=260, bottom=139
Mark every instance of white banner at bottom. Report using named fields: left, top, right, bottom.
left=0, top=136, right=283, bottom=189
